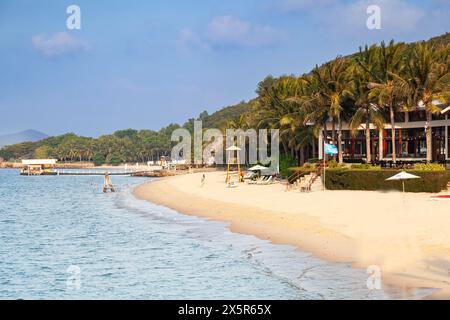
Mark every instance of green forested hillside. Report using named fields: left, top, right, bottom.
left=0, top=101, right=253, bottom=164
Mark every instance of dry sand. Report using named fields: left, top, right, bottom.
left=134, top=171, right=450, bottom=298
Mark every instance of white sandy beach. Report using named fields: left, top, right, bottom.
left=134, top=171, right=450, bottom=298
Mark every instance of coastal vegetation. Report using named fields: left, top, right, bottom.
left=1, top=33, right=449, bottom=166
left=0, top=102, right=252, bottom=165
left=246, top=36, right=450, bottom=165
left=325, top=169, right=449, bottom=193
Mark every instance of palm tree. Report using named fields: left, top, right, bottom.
left=349, top=92, right=385, bottom=163
left=301, top=74, right=333, bottom=156
left=224, top=114, right=250, bottom=130
left=363, top=41, right=406, bottom=163
left=349, top=45, right=386, bottom=163
left=309, top=57, right=352, bottom=163
left=402, top=43, right=450, bottom=162
left=295, top=124, right=321, bottom=165
left=256, top=76, right=305, bottom=157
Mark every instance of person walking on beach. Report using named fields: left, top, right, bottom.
left=201, top=174, right=206, bottom=187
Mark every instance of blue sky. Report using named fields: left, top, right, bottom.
left=0, top=0, right=449, bottom=136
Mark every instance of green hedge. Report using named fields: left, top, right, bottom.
left=325, top=169, right=448, bottom=193
left=280, top=155, right=298, bottom=178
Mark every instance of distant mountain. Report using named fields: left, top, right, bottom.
left=0, top=130, right=48, bottom=147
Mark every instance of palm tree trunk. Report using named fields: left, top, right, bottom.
left=312, top=139, right=316, bottom=159
left=389, top=105, right=397, bottom=163
left=322, top=122, right=328, bottom=162
left=337, top=117, right=343, bottom=164
left=331, top=118, right=336, bottom=144
left=365, top=115, right=372, bottom=163
left=299, top=146, right=305, bottom=166
left=281, top=140, right=289, bottom=156
left=426, top=111, right=433, bottom=163
left=323, top=122, right=329, bottom=143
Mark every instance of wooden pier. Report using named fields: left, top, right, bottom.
left=20, top=169, right=174, bottom=177
left=19, top=159, right=177, bottom=177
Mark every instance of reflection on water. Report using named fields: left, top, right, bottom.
left=0, top=169, right=433, bottom=299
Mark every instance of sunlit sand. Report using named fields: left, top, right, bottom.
left=135, top=171, right=450, bottom=298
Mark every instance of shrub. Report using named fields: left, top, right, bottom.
left=325, top=169, right=448, bottom=193
left=327, top=159, right=347, bottom=169
left=302, top=162, right=317, bottom=170
left=280, top=155, right=297, bottom=178
left=93, top=153, right=105, bottom=166
left=350, top=164, right=381, bottom=170
left=414, top=163, right=445, bottom=171
left=328, top=159, right=339, bottom=168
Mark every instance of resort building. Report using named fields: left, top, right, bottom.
left=21, top=159, right=57, bottom=175
left=318, top=105, right=450, bottom=163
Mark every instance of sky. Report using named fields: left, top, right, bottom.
left=0, top=0, right=449, bottom=137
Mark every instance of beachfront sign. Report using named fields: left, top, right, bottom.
left=170, top=121, right=279, bottom=171
left=324, top=143, right=338, bottom=155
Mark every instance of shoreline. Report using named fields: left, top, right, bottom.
left=134, top=171, right=450, bottom=299
left=0, top=162, right=153, bottom=170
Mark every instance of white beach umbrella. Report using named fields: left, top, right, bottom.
left=226, top=145, right=242, bottom=151
left=386, top=171, right=421, bottom=193
left=248, top=165, right=269, bottom=171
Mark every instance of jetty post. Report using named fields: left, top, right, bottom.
left=103, top=172, right=115, bottom=193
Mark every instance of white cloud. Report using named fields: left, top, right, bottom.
left=177, top=28, right=210, bottom=51
left=178, top=16, right=285, bottom=50
left=332, top=0, right=425, bottom=34
left=32, top=32, right=86, bottom=57
left=276, top=0, right=426, bottom=37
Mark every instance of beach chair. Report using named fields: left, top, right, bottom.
left=247, top=175, right=265, bottom=185
left=299, top=176, right=312, bottom=192
left=257, top=176, right=273, bottom=185
left=243, top=171, right=255, bottom=180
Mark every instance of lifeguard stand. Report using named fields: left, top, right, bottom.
left=225, top=145, right=242, bottom=183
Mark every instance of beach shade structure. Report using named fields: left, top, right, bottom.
left=248, top=165, right=269, bottom=176
left=386, top=171, right=421, bottom=193
left=248, top=165, right=269, bottom=171
left=226, top=145, right=242, bottom=183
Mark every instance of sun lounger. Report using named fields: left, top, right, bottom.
left=247, top=175, right=266, bottom=184
left=257, top=176, right=273, bottom=185
left=243, top=171, right=255, bottom=180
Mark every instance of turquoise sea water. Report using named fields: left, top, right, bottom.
left=0, top=169, right=433, bottom=299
